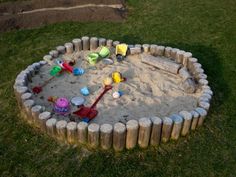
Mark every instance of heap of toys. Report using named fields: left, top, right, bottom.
left=32, top=44, right=128, bottom=123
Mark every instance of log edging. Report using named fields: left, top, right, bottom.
left=14, top=36, right=213, bottom=151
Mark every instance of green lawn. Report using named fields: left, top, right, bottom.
left=0, top=0, right=236, bottom=176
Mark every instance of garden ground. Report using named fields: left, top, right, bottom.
left=0, top=0, right=236, bottom=176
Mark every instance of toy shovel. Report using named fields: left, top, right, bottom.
left=73, top=85, right=112, bottom=121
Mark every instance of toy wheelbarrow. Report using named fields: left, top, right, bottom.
left=73, top=85, right=112, bottom=122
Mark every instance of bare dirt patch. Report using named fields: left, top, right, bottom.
left=0, top=0, right=126, bottom=32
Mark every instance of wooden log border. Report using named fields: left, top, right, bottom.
left=13, top=36, right=213, bottom=151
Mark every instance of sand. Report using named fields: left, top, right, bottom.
left=29, top=48, right=201, bottom=125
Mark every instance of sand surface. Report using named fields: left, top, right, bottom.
left=29, top=49, right=201, bottom=125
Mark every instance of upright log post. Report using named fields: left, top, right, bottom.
left=161, top=117, right=173, bottom=143
left=170, top=114, right=183, bottom=140
left=126, top=120, right=139, bottom=149
left=100, top=124, right=113, bottom=150
left=150, top=117, right=162, bottom=146
left=113, top=122, right=126, bottom=151
left=88, top=123, right=100, bottom=148
left=66, top=122, right=77, bottom=144
left=179, top=111, right=192, bottom=136
left=138, top=118, right=152, bottom=148
left=77, top=122, right=88, bottom=144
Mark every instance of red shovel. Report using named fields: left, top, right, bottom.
left=73, top=85, right=112, bottom=121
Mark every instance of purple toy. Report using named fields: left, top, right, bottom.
left=54, top=97, right=70, bottom=115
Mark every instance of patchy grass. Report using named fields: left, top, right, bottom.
left=0, top=0, right=236, bottom=176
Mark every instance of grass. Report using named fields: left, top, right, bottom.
left=0, top=0, right=236, bottom=176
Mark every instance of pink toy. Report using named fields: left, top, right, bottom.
left=54, top=97, right=70, bottom=115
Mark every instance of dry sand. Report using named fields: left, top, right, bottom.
left=29, top=48, right=201, bottom=125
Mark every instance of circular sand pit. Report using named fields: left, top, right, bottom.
left=14, top=36, right=213, bottom=150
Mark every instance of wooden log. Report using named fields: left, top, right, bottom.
left=100, top=124, right=113, bottom=150
left=90, top=37, right=98, bottom=50
left=38, top=111, right=51, bottom=130
left=182, top=78, right=196, bottom=94
left=170, top=114, right=183, bottom=140
left=190, top=110, right=199, bottom=130
left=195, top=107, right=207, bottom=126
left=81, top=36, right=90, bottom=50
left=64, top=42, right=74, bottom=54
left=179, top=111, right=192, bottom=136
left=156, top=46, right=165, bottom=56
left=141, top=53, right=181, bottom=74
left=203, top=88, right=213, bottom=96
left=113, top=122, right=126, bottom=151
left=138, top=117, right=152, bottom=148
left=43, top=55, right=53, bottom=65
left=22, top=99, right=35, bottom=122
left=170, top=48, right=179, bottom=60
left=199, top=79, right=209, bottom=86
left=56, top=46, right=66, bottom=54
left=176, top=50, right=185, bottom=63
left=150, top=44, right=158, bottom=56
left=72, top=38, right=82, bottom=51
left=201, top=93, right=212, bottom=100
left=161, top=117, right=173, bottom=143
left=150, top=117, right=162, bottom=146
left=188, top=57, right=198, bottom=71
left=15, top=86, right=28, bottom=104
left=193, top=68, right=204, bottom=76
left=88, top=123, right=100, bottom=148
left=46, top=118, right=57, bottom=136
left=21, top=92, right=32, bottom=102
left=113, top=41, right=120, bottom=47
left=39, top=60, right=47, bottom=65
left=66, top=121, right=77, bottom=144
left=49, top=50, right=59, bottom=58
left=129, top=47, right=141, bottom=55
left=198, top=96, right=210, bottom=103
left=77, top=122, right=88, bottom=144
left=106, top=39, right=113, bottom=48
left=182, top=52, right=192, bottom=67
left=142, top=44, right=150, bottom=53
left=164, top=47, right=172, bottom=58
left=31, top=105, right=43, bottom=125
left=56, top=120, right=67, bottom=142
left=199, top=101, right=210, bottom=111
left=99, top=38, right=106, bottom=46
left=126, top=120, right=139, bottom=149
left=196, top=73, right=207, bottom=80
left=179, top=67, right=192, bottom=80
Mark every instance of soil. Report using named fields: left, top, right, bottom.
left=0, top=0, right=126, bottom=32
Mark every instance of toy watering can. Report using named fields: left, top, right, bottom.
left=112, top=71, right=125, bottom=83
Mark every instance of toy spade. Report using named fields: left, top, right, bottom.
left=73, top=85, right=112, bottom=121
left=32, top=76, right=55, bottom=94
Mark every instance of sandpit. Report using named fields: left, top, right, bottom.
left=14, top=36, right=213, bottom=151
left=29, top=50, right=201, bottom=125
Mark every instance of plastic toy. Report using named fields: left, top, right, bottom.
left=116, top=44, right=128, bottom=62
left=73, top=85, right=112, bottom=121
left=71, top=96, right=85, bottom=106
left=73, top=68, right=85, bottom=76
left=47, top=96, right=58, bottom=103
left=62, top=61, right=73, bottom=73
left=80, top=87, right=90, bottom=96
left=103, top=77, right=113, bottom=86
left=112, top=71, right=125, bottom=83
left=112, top=91, right=123, bottom=98
left=102, top=58, right=114, bottom=65
left=54, top=97, right=70, bottom=115
left=32, top=76, right=56, bottom=94
left=88, top=53, right=99, bottom=65
left=99, top=46, right=110, bottom=58
left=50, top=66, right=62, bottom=76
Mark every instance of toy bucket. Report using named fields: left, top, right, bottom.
left=99, top=46, right=110, bottom=58
left=88, top=53, right=99, bottom=65
left=54, top=97, right=70, bottom=115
